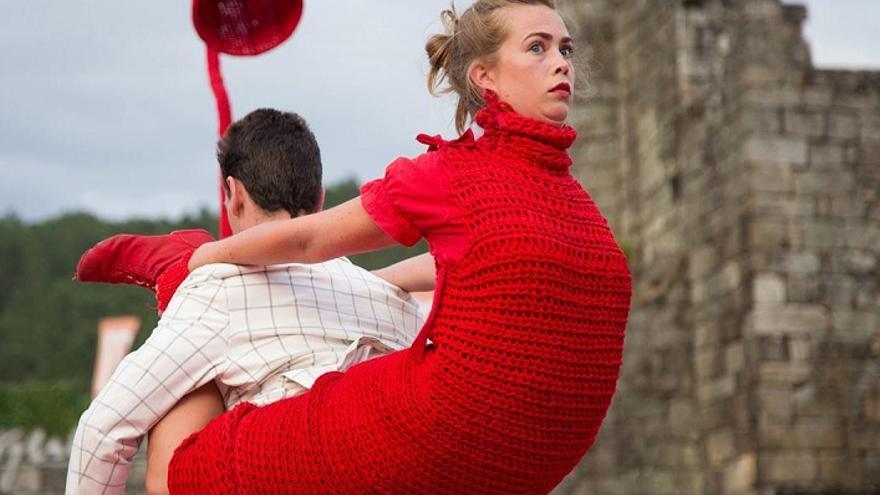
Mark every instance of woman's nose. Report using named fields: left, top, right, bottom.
left=554, top=54, right=571, bottom=75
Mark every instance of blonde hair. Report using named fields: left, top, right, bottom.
left=426, top=0, right=558, bottom=133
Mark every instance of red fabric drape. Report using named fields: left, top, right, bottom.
left=206, top=48, right=233, bottom=238
left=193, top=0, right=304, bottom=238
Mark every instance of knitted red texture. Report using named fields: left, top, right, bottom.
left=155, top=253, right=195, bottom=312
left=168, top=92, right=632, bottom=495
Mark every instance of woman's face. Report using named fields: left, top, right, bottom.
left=473, top=5, right=575, bottom=126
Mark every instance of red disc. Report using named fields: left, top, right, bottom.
left=193, top=0, right=304, bottom=56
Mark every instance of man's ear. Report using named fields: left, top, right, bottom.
left=315, top=188, right=325, bottom=213
left=226, top=176, right=245, bottom=218
left=468, top=59, right=496, bottom=93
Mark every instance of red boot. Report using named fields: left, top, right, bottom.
left=75, top=229, right=215, bottom=311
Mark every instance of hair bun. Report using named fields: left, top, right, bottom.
left=439, top=6, right=460, bottom=37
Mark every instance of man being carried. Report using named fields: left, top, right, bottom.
left=66, top=109, right=424, bottom=495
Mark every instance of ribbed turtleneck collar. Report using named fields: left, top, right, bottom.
left=474, top=90, right=578, bottom=172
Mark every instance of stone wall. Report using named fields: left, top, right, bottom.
left=0, top=429, right=145, bottom=495
left=557, top=0, right=880, bottom=494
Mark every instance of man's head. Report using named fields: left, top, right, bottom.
left=218, top=108, right=323, bottom=233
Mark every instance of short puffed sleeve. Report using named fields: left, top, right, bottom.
left=360, top=152, right=464, bottom=258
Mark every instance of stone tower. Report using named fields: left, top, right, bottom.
left=558, top=0, right=880, bottom=493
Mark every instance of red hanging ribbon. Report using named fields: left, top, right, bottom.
left=207, top=47, right=233, bottom=238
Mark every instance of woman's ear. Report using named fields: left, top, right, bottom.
left=468, top=60, right=497, bottom=93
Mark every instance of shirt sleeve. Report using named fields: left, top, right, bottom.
left=360, top=152, right=453, bottom=247
left=65, top=270, right=229, bottom=495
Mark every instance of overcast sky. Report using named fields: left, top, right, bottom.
left=2, top=1, right=878, bottom=222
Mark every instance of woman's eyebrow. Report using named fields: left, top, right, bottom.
left=522, top=32, right=573, bottom=44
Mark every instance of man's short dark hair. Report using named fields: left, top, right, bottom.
left=218, top=108, right=322, bottom=217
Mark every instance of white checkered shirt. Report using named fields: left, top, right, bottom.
left=66, top=258, right=424, bottom=495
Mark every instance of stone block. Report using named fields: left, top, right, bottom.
left=784, top=110, right=825, bottom=137
left=722, top=262, right=742, bottom=292
left=753, top=273, right=786, bottom=305
left=861, top=121, right=880, bottom=144
left=757, top=386, right=795, bottom=422
left=743, top=0, right=783, bottom=20
left=801, top=220, right=845, bottom=250
left=750, top=194, right=814, bottom=216
left=827, top=111, right=860, bottom=140
left=742, top=107, right=782, bottom=132
left=689, top=246, right=718, bottom=280
left=830, top=197, right=864, bottom=218
left=757, top=362, right=812, bottom=385
left=742, top=65, right=782, bottom=85
left=696, top=348, right=722, bottom=380
left=787, top=336, right=812, bottom=361
left=787, top=276, right=819, bottom=301
left=809, top=143, right=846, bottom=167
left=801, top=88, right=834, bottom=106
left=758, top=422, right=844, bottom=449
left=748, top=219, right=788, bottom=249
left=585, top=139, right=619, bottom=162
left=672, top=472, right=704, bottom=495
left=865, top=393, right=880, bottom=423
left=726, top=342, right=746, bottom=373
left=844, top=224, right=880, bottom=250
left=848, top=425, right=880, bottom=450
left=40, top=463, right=67, bottom=493
left=697, top=375, right=736, bottom=403
left=745, top=136, right=808, bottom=166
left=746, top=304, right=830, bottom=336
left=856, top=145, right=880, bottom=168
left=669, top=399, right=696, bottom=431
left=579, top=103, right=618, bottom=134
left=756, top=337, right=788, bottom=361
left=707, top=429, right=736, bottom=466
left=742, top=88, right=801, bottom=106
left=820, top=275, right=857, bottom=307
left=761, top=452, right=818, bottom=484
left=722, top=452, right=757, bottom=494
left=795, top=170, right=855, bottom=195
left=846, top=144, right=861, bottom=165
left=749, top=162, right=793, bottom=192
left=11, top=464, right=41, bottom=492
left=840, top=250, right=877, bottom=274
left=817, top=453, right=849, bottom=483
left=831, top=310, right=880, bottom=335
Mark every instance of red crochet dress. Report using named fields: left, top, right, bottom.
left=168, top=92, right=632, bottom=495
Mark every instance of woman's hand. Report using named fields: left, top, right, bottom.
left=187, top=240, right=220, bottom=271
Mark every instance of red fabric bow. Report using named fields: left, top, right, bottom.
left=416, top=129, right=475, bottom=151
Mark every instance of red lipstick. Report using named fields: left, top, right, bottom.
left=551, top=82, right=571, bottom=96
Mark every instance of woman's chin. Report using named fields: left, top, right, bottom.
left=542, top=107, right=569, bottom=127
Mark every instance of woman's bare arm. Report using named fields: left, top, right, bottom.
left=190, top=197, right=395, bottom=270
left=145, top=383, right=225, bottom=495
left=373, top=252, right=437, bottom=292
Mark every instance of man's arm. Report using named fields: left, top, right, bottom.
left=66, top=271, right=229, bottom=495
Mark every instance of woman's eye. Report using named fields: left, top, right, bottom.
left=529, top=42, right=544, bottom=54
left=560, top=46, right=574, bottom=57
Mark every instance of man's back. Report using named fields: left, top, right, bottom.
left=192, top=257, right=423, bottom=406
left=67, top=257, right=423, bottom=494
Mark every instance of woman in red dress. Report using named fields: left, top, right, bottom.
left=170, top=1, right=631, bottom=493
